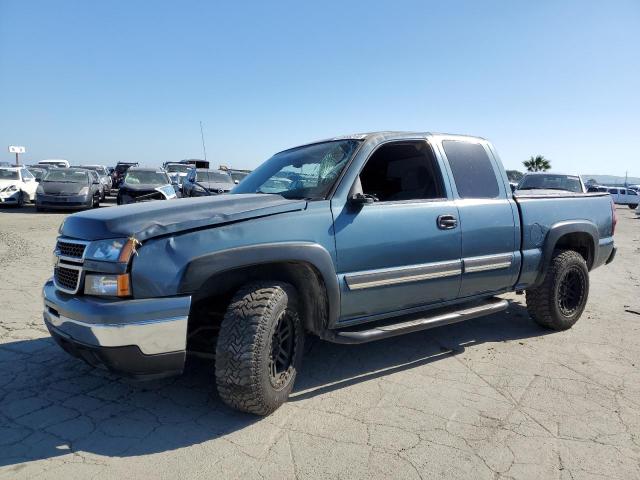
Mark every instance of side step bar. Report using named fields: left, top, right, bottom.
left=325, top=297, right=508, bottom=344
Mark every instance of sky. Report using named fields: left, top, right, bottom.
left=0, top=0, right=638, bottom=176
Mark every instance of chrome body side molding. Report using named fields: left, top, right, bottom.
left=344, top=260, right=462, bottom=290
left=463, top=253, right=513, bottom=273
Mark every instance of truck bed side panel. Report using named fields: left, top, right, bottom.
left=514, top=193, right=613, bottom=289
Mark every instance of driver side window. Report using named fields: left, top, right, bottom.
left=359, top=141, right=445, bottom=202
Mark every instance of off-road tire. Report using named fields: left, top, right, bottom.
left=215, top=281, right=304, bottom=415
left=526, top=250, right=589, bottom=330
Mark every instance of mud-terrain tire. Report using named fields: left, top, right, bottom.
left=215, top=281, right=304, bottom=415
left=526, top=250, right=589, bottom=331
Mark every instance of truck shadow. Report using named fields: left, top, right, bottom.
left=0, top=301, right=546, bottom=467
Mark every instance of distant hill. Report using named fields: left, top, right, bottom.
left=581, top=174, right=640, bottom=186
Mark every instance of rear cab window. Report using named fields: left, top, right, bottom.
left=442, top=141, right=500, bottom=198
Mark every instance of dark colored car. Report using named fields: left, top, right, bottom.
left=181, top=169, right=235, bottom=197
left=35, top=168, right=102, bottom=211
left=73, top=165, right=112, bottom=200
left=111, top=162, right=139, bottom=190
left=116, top=167, right=178, bottom=205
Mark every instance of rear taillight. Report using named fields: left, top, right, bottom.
left=611, top=198, right=617, bottom=235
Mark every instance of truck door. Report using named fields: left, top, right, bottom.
left=437, top=139, right=520, bottom=298
left=333, top=140, right=461, bottom=323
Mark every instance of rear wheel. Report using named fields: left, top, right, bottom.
left=526, top=250, right=589, bottom=330
left=215, top=281, right=304, bottom=415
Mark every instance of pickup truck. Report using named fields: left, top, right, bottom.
left=43, top=132, right=617, bottom=415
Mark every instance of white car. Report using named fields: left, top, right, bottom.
left=38, top=159, right=70, bottom=168
left=0, top=166, right=38, bottom=207
left=606, top=187, right=639, bottom=209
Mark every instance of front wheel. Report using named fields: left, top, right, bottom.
left=629, top=204, right=638, bottom=209
left=16, top=191, right=25, bottom=208
left=215, top=281, right=304, bottom=415
left=526, top=250, right=589, bottom=330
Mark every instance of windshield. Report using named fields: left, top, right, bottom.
left=518, top=174, right=583, bottom=193
left=197, top=170, right=234, bottom=184
left=43, top=169, right=89, bottom=183
left=124, top=171, right=169, bottom=185
left=0, top=169, right=19, bottom=180
left=233, top=140, right=360, bottom=199
left=166, top=164, right=191, bottom=173
left=28, top=168, right=45, bottom=180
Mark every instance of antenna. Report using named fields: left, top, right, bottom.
left=199, top=121, right=208, bottom=162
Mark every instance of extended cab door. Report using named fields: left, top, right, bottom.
left=333, top=140, right=461, bottom=323
left=436, top=138, right=520, bottom=298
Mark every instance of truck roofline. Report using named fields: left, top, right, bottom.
left=274, top=131, right=489, bottom=156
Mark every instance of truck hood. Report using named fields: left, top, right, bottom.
left=60, top=193, right=307, bottom=241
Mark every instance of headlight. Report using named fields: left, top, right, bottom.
left=3, top=185, right=17, bottom=192
left=84, top=274, right=131, bottom=296
left=78, top=186, right=89, bottom=195
left=84, top=238, right=139, bottom=263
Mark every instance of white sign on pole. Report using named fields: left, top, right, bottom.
left=8, top=146, right=26, bottom=154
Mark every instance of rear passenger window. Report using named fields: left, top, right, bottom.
left=359, top=141, right=445, bottom=202
left=442, top=141, right=499, bottom=199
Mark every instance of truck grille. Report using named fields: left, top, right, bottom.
left=57, top=240, right=87, bottom=259
left=54, top=265, right=81, bottom=293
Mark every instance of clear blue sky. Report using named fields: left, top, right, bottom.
left=1, top=0, right=638, bottom=175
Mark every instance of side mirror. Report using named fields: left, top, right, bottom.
left=510, top=184, right=516, bottom=193
left=349, top=193, right=377, bottom=205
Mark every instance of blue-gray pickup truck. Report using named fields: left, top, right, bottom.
left=43, top=132, right=617, bottom=415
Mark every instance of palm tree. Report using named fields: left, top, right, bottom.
left=523, top=155, right=551, bottom=172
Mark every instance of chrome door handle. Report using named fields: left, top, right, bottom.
left=437, top=215, right=458, bottom=229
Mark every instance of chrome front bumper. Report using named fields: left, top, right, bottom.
left=43, top=279, right=191, bottom=377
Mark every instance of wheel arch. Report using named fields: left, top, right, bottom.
left=179, top=242, right=339, bottom=336
left=534, top=220, right=598, bottom=286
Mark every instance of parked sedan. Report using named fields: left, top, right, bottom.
left=74, top=165, right=112, bottom=200
left=0, top=166, right=38, bottom=207
left=35, top=168, right=102, bottom=211
left=182, top=169, right=235, bottom=197
left=116, top=167, right=178, bottom=205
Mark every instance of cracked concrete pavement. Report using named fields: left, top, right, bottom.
left=1, top=203, right=639, bottom=479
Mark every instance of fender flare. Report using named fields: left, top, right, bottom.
left=178, top=242, right=340, bottom=326
left=534, top=220, right=598, bottom=286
